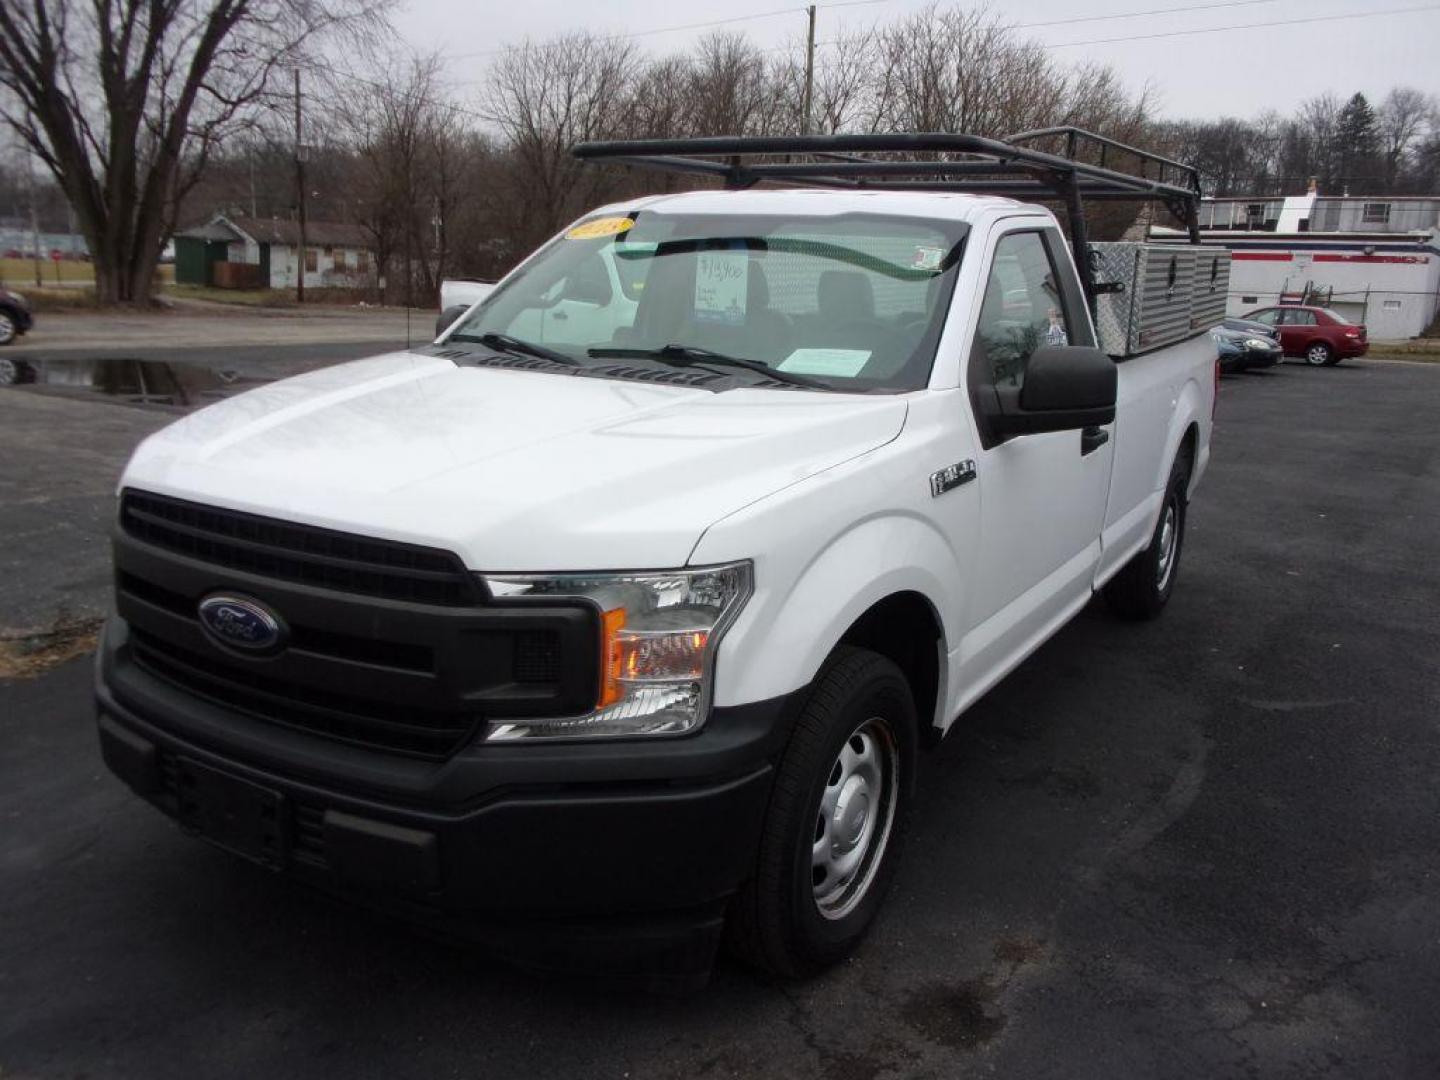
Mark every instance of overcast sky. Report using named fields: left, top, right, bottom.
left=396, top=0, right=1440, bottom=119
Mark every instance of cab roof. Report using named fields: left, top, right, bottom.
left=591, top=186, right=1036, bottom=225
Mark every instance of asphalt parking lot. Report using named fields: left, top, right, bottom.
left=2, top=355, right=1439, bottom=1079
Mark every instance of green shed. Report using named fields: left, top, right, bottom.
left=172, top=221, right=235, bottom=285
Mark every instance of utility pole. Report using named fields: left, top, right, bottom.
left=802, top=4, right=816, bottom=136
left=294, top=68, right=307, bottom=303
left=404, top=154, right=413, bottom=346
left=25, top=146, right=42, bottom=287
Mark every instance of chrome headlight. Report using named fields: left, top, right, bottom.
left=481, top=562, right=752, bottom=740
left=1245, top=338, right=1270, bottom=350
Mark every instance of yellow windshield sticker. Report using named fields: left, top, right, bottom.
left=566, top=216, right=634, bottom=240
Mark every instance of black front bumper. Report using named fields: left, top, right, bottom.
left=97, top=618, right=800, bottom=974
left=1221, top=345, right=1282, bottom=371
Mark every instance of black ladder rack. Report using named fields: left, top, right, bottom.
left=571, top=129, right=1204, bottom=308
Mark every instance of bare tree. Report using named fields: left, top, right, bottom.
left=630, top=56, right=692, bottom=139
left=336, top=53, right=435, bottom=300
left=679, top=33, right=784, bottom=137
left=1292, top=92, right=1341, bottom=190
left=867, top=7, right=1064, bottom=136
left=0, top=0, right=386, bottom=303
left=769, top=27, right=876, bottom=135
left=1379, top=87, right=1432, bottom=190
left=485, top=33, right=640, bottom=248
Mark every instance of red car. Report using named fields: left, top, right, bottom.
left=1242, top=305, right=1368, bottom=366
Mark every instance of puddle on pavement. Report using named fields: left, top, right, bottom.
left=0, top=356, right=271, bottom=411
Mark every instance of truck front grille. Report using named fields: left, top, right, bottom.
left=120, top=490, right=480, bottom=606
left=131, top=628, right=477, bottom=758
left=113, top=489, right=602, bottom=761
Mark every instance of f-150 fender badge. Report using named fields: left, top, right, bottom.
left=930, top=460, right=977, bottom=497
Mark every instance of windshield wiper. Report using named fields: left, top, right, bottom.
left=587, top=344, right=826, bottom=389
left=450, top=331, right=579, bottom=366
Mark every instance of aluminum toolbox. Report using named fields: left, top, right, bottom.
left=1089, top=243, right=1231, bottom=358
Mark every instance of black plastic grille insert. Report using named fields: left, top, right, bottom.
left=121, top=489, right=479, bottom=606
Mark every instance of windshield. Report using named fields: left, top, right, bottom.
left=446, top=209, right=968, bottom=392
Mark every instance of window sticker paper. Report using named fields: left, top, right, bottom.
left=566, top=216, right=635, bottom=240
left=694, top=251, right=749, bottom=324
left=912, top=246, right=945, bottom=271
left=778, top=348, right=872, bottom=377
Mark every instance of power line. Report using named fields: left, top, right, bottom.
left=786, top=0, right=1438, bottom=54
left=442, top=0, right=891, bottom=62
left=305, top=1, right=1440, bottom=132
left=1017, top=0, right=1284, bottom=30
left=1047, top=3, right=1440, bottom=47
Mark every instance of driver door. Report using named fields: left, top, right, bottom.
left=956, top=223, right=1114, bottom=688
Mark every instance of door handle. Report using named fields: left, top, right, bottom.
left=1080, top=426, right=1110, bottom=456
left=551, top=310, right=568, bottom=321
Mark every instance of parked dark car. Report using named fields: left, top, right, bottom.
left=1242, top=304, right=1367, bottom=366
left=1221, top=316, right=1280, bottom=343
left=0, top=286, right=34, bottom=347
left=1213, top=326, right=1283, bottom=372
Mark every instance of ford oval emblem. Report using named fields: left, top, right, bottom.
left=197, top=594, right=286, bottom=654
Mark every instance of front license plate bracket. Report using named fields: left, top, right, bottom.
left=175, top=758, right=287, bottom=869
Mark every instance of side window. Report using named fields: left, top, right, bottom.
left=1289, top=310, right=1317, bottom=326
left=1251, top=309, right=1279, bottom=326
left=975, top=232, right=1075, bottom=389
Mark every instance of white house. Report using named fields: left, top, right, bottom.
left=173, top=213, right=375, bottom=290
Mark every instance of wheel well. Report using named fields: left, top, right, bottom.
left=1179, top=422, right=1198, bottom=475
left=837, top=591, right=942, bottom=735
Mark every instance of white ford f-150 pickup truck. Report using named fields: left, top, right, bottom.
left=96, top=131, right=1221, bottom=984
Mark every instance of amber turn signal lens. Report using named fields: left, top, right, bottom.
left=599, top=607, right=627, bottom=707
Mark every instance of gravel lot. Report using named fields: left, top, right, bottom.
left=2, top=356, right=1438, bottom=1079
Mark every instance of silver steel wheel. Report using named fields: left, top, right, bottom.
left=0, top=356, right=17, bottom=385
left=812, top=716, right=898, bottom=921
left=1305, top=343, right=1330, bottom=366
left=1156, top=501, right=1178, bottom=590
left=0, top=312, right=15, bottom=347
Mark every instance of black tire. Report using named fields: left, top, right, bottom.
left=728, top=646, right=917, bottom=977
left=1104, top=451, right=1191, bottom=621
left=1303, top=341, right=1332, bottom=366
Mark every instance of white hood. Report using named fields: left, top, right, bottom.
left=121, top=351, right=908, bottom=570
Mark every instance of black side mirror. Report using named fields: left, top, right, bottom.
left=435, top=305, right=469, bottom=339
left=990, top=345, right=1116, bottom=437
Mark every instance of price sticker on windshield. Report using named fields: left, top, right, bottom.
left=566, top=216, right=635, bottom=240
left=694, top=251, right=749, bottom=324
